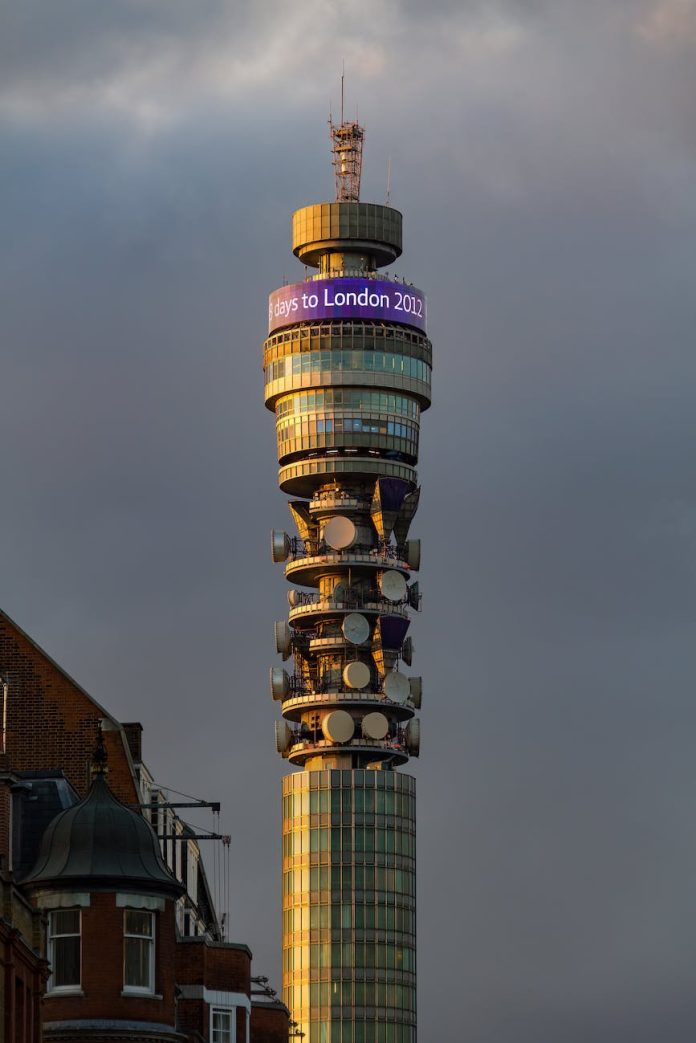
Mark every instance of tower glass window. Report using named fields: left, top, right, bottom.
left=123, top=909, right=155, bottom=992
left=48, top=909, right=81, bottom=990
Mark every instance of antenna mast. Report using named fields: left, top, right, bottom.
left=329, top=73, right=364, bottom=202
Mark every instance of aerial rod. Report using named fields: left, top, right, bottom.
left=157, top=831, right=231, bottom=843
left=131, top=800, right=221, bottom=813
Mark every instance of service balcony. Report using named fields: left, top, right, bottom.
left=286, top=734, right=410, bottom=768
left=286, top=545, right=411, bottom=586
left=280, top=688, right=416, bottom=724
left=287, top=593, right=409, bottom=628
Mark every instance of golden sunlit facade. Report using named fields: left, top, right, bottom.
left=281, top=770, right=416, bottom=1043
left=264, top=130, right=429, bottom=1041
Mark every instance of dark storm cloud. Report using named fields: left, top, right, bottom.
left=2, top=1, right=696, bottom=1039
left=0, top=1, right=250, bottom=90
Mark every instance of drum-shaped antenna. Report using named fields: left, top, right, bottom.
left=270, top=667, right=291, bottom=701
left=405, top=718, right=421, bottom=756
left=404, top=539, right=421, bottom=571
left=408, top=582, right=421, bottom=609
left=322, top=710, right=355, bottom=744
left=402, top=637, right=414, bottom=666
left=330, top=582, right=347, bottom=605
left=287, top=589, right=300, bottom=608
left=274, top=720, right=293, bottom=754
left=409, top=677, right=422, bottom=709
left=271, top=530, right=291, bottom=562
left=362, top=712, right=389, bottom=741
left=342, top=613, right=370, bottom=645
left=274, top=620, right=292, bottom=660
left=343, top=661, right=371, bottom=690
left=383, top=672, right=410, bottom=704
left=378, top=570, right=407, bottom=603
left=324, top=516, right=357, bottom=551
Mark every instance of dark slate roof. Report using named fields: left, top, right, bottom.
left=13, top=772, right=79, bottom=881
left=23, top=772, right=184, bottom=898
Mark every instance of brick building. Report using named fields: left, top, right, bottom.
left=0, top=608, right=288, bottom=1043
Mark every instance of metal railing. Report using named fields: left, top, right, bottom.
left=288, top=536, right=407, bottom=564
left=306, top=269, right=418, bottom=288
left=288, top=731, right=406, bottom=752
left=289, top=598, right=409, bottom=620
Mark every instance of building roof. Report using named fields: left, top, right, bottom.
left=13, top=771, right=79, bottom=881
left=23, top=770, right=185, bottom=898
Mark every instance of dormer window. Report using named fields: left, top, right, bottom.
left=48, top=909, right=81, bottom=990
left=123, top=909, right=155, bottom=993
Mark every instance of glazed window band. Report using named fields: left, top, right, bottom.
left=265, top=351, right=432, bottom=388
left=263, top=321, right=432, bottom=366
left=275, top=390, right=420, bottom=420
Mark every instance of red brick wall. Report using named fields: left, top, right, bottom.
left=42, top=894, right=177, bottom=1026
left=0, top=905, right=48, bottom=1043
left=0, top=614, right=138, bottom=804
left=175, top=940, right=252, bottom=1042
left=176, top=994, right=251, bottom=1043
left=175, top=939, right=251, bottom=993
left=250, top=1003, right=290, bottom=1043
left=175, top=997, right=207, bottom=1040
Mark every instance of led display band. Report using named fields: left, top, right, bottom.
left=268, top=277, right=427, bottom=334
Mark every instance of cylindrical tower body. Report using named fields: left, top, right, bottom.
left=264, top=191, right=430, bottom=1043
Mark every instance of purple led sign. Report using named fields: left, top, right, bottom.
left=268, top=278, right=427, bottom=335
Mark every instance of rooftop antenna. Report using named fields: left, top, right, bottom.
left=91, top=720, right=109, bottom=777
left=386, top=156, right=392, bottom=206
left=329, top=68, right=364, bottom=202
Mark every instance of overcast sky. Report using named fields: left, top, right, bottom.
left=2, top=1, right=696, bottom=1039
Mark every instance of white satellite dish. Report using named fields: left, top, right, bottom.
left=274, top=620, right=292, bottom=660
left=343, top=661, right=371, bottom=690
left=270, top=667, right=290, bottom=701
left=274, top=719, right=293, bottom=754
left=322, top=710, right=355, bottom=744
left=362, top=712, right=389, bottom=741
left=342, top=613, right=370, bottom=645
left=271, top=530, right=291, bottom=562
left=405, top=718, right=421, bottom=756
left=383, top=672, right=410, bottom=704
left=287, top=589, right=300, bottom=608
left=379, top=570, right=407, bottom=603
left=324, top=516, right=357, bottom=551
left=402, top=637, right=414, bottom=666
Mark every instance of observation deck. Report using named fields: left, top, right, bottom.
left=292, top=202, right=402, bottom=268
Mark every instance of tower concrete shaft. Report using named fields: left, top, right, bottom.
left=264, top=191, right=431, bottom=1043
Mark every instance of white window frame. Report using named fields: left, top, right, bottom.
left=211, top=1006, right=235, bottom=1043
left=123, top=909, right=155, bottom=994
left=47, top=908, right=82, bottom=993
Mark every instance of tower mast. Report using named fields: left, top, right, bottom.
left=329, top=74, right=364, bottom=203
left=262, top=115, right=431, bottom=1043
